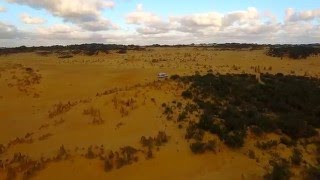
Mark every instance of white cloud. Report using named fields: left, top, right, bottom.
left=2, top=3, right=320, bottom=46
left=7, top=0, right=116, bottom=31
left=126, top=4, right=162, bottom=25
left=222, top=7, right=259, bottom=27
left=125, top=5, right=272, bottom=37
left=0, top=22, right=25, bottom=39
left=20, top=13, right=46, bottom=24
left=285, top=8, right=320, bottom=22
left=123, top=5, right=320, bottom=44
left=173, top=12, right=222, bottom=27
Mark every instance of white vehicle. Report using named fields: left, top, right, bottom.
left=158, top=73, right=168, bottom=78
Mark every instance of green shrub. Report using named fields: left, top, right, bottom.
left=248, top=150, right=256, bottom=159
left=175, top=73, right=320, bottom=148
left=278, top=113, right=317, bottom=139
left=104, top=158, right=113, bottom=172
left=182, top=90, right=193, bottom=99
left=223, top=130, right=246, bottom=148
left=251, top=126, right=263, bottom=136
left=256, top=140, right=278, bottom=150
left=290, top=148, right=302, bottom=166
left=280, top=137, right=296, bottom=147
left=140, top=136, right=153, bottom=148
left=155, top=131, right=168, bottom=146
left=177, top=111, right=187, bottom=122
left=0, top=144, right=5, bottom=154
left=85, top=146, right=95, bottom=159
left=206, top=140, right=217, bottom=152
left=170, top=74, right=180, bottom=80
left=265, top=158, right=291, bottom=180
left=177, top=102, right=182, bottom=109
left=146, top=147, right=153, bottom=159
left=190, top=140, right=216, bottom=154
left=185, top=122, right=204, bottom=141
left=304, top=165, right=320, bottom=180
left=190, top=141, right=206, bottom=154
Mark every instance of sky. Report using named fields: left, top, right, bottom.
left=0, top=0, right=319, bottom=47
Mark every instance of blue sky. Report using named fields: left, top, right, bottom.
left=0, top=0, right=319, bottom=46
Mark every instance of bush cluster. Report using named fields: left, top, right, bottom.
left=190, top=140, right=216, bottom=154
left=267, top=45, right=320, bottom=59
left=172, top=73, right=320, bottom=148
left=264, top=158, right=292, bottom=180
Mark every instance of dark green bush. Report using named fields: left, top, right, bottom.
left=190, top=141, right=206, bottom=154
left=170, top=75, right=180, bottom=80
left=304, top=165, right=320, bottom=180
left=140, top=136, right=153, bottom=148
left=172, top=73, right=320, bottom=147
left=267, top=45, right=320, bottom=59
left=256, top=140, right=278, bottom=150
left=177, top=111, right=187, bottom=122
left=278, top=113, right=317, bottom=139
left=280, top=137, right=296, bottom=147
left=190, top=140, right=216, bottom=154
left=185, top=122, right=204, bottom=141
left=248, top=150, right=256, bottom=159
left=251, top=126, right=263, bottom=136
left=155, top=131, right=168, bottom=146
left=223, top=130, right=246, bottom=148
left=290, top=148, right=302, bottom=166
left=104, top=158, right=113, bottom=172
left=85, top=146, right=95, bottom=159
left=182, top=90, right=193, bottom=99
left=265, top=158, right=291, bottom=180
left=205, top=140, right=217, bottom=152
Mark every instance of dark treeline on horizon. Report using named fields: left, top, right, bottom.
left=0, top=43, right=320, bottom=59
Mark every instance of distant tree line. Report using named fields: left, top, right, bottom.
left=266, top=45, right=320, bottom=59
left=1, top=43, right=320, bottom=59
left=0, top=44, right=145, bottom=56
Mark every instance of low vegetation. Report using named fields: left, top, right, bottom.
left=190, top=140, right=216, bottom=154
left=171, top=73, right=320, bottom=148
left=264, top=158, right=292, bottom=180
left=267, top=45, right=320, bottom=59
left=0, top=44, right=145, bottom=56
left=83, top=107, right=104, bottom=124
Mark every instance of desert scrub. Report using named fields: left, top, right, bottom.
left=85, top=146, right=96, bottom=159
left=140, top=131, right=169, bottom=148
left=256, top=140, right=278, bottom=150
left=140, top=131, right=169, bottom=159
left=190, top=140, right=216, bottom=154
left=171, top=73, right=320, bottom=148
left=57, top=145, right=68, bottom=160
left=280, top=136, right=296, bottom=147
left=49, top=101, right=77, bottom=118
left=185, top=122, right=204, bottom=141
left=115, top=146, right=139, bottom=169
left=264, top=158, right=292, bottom=180
left=303, top=165, right=320, bottom=180
left=177, top=111, right=187, bottom=122
left=290, top=148, right=302, bottom=166
left=104, top=158, right=113, bottom=172
left=83, top=107, right=104, bottom=124
left=155, top=131, right=168, bottom=146
left=248, top=150, right=256, bottom=159
left=0, top=144, right=5, bottom=154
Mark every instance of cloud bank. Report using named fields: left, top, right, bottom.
left=1, top=1, right=320, bottom=46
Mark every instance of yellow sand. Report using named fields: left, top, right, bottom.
left=0, top=47, right=319, bottom=179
